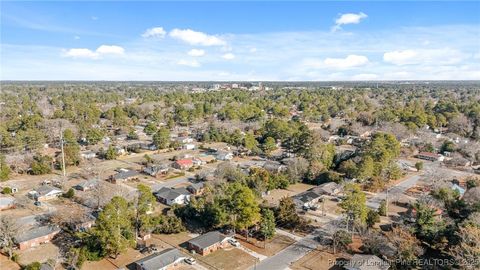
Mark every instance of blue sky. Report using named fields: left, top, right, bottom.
left=1, top=1, right=479, bottom=80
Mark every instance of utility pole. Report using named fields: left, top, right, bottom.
left=59, top=123, right=66, bottom=181
left=385, top=187, right=389, bottom=215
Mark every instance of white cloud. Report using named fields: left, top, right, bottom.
left=96, top=45, right=125, bottom=55
left=351, top=73, right=378, bottom=80
left=169, top=29, right=226, bottom=46
left=63, top=48, right=98, bottom=59
left=332, top=12, right=367, bottom=31
left=323, top=55, right=369, bottom=69
left=63, top=45, right=125, bottom=59
left=187, top=49, right=205, bottom=57
left=383, top=48, right=465, bottom=65
left=383, top=50, right=418, bottom=65
left=177, top=59, right=200, bottom=67
left=222, top=53, right=235, bottom=60
left=91, top=16, right=98, bottom=21
left=142, top=27, right=166, bottom=38
left=249, top=47, right=257, bottom=53
left=74, top=36, right=80, bottom=40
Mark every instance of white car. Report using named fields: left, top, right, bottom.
left=185, top=257, right=196, bottom=265
left=228, top=238, right=240, bottom=247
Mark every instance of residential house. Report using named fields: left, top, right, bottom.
left=186, top=231, right=232, bottom=256
left=176, top=137, right=194, bottom=144
left=74, top=179, right=98, bottom=191
left=143, top=165, right=170, bottom=177
left=134, top=248, right=186, bottom=270
left=28, top=186, right=63, bottom=201
left=108, top=170, right=139, bottom=184
left=215, top=150, right=233, bottom=161
left=172, top=159, right=193, bottom=170
left=183, top=143, right=196, bottom=150
left=15, top=226, right=61, bottom=250
left=154, top=187, right=191, bottom=206
left=345, top=254, right=390, bottom=270
left=80, top=151, right=96, bottom=159
left=293, top=190, right=323, bottom=209
left=415, top=152, right=444, bottom=162
left=312, top=182, right=342, bottom=196
left=263, top=161, right=287, bottom=173
left=187, top=182, right=206, bottom=195
left=0, top=196, right=15, bottom=211
left=69, top=215, right=96, bottom=232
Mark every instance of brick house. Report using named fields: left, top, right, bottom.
left=172, top=159, right=193, bottom=170
left=186, top=231, right=232, bottom=256
left=15, top=226, right=61, bottom=250
left=134, top=248, right=185, bottom=270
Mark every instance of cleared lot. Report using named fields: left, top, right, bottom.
left=200, top=248, right=256, bottom=270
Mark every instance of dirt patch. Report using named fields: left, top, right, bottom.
left=200, top=248, right=256, bottom=270
left=0, top=254, right=20, bottom=270
left=151, top=232, right=194, bottom=247
left=291, top=249, right=349, bottom=270
left=17, top=242, right=60, bottom=265
left=237, top=234, right=295, bottom=257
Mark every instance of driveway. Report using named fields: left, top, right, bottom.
left=366, top=174, right=421, bottom=209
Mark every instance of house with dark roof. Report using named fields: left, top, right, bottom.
left=293, top=190, right=323, bottom=209
left=143, top=164, right=170, bottom=177
left=345, top=254, right=390, bottom=270
left=186, top=231, right=232, bottom=256
left=134, top=248, right=186, bottom=270
left=187, top=182, right=206, bottom=195
left=154, top=187, right=191, bottom=205
left=28, top=186, right=63, bottom=201
left=312, top=182, right=342, bottom=196
left=74, top=179, right=98, bottom=191
left=108, top=170, right=139, bottom=184
left=15, top=226, right=61, bottom=250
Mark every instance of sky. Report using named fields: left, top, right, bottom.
left=1, top=1, right=479, bottom=81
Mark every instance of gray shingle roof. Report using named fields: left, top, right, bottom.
left=187, top=231, right=229, bottom=249
left=113, top=170, right=139, bottom=180
left=0, top=196, right=15, bottom=206
left=134, top=248, right=185, bottom=270
left=35, top=186, right=62, bottom=196
left=154, top=187, right=190, bottom=200
left=15, top=226, right=60, bottom=243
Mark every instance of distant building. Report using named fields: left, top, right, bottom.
left=215, top=150, right=233, bottom=161
left=345, top=254, right=389, bottom=270
left=80, top=151, right=97, bottom=159
left=183, top=143, right=196, bottom=150
left=15, top=226, right=61, bottom=250
left=415, top=152, right=444, bottom=162
left=186, top=231, right=232, bottom=256
left=263, top=161, right=287, bottom=173
left=176, top=137, right=194, bottom=144
left=187, top=182, right=206, bottom=195
left=28, top=186, right=62, bottom=201
left=154, top=187, right=191, bottom=205
left=143, top=164, right=170, bottom=177
left=133, top=248, right=186, bottom=270
left=74, top=179, right=98, bottom=191
left=0, top=196, right=15, bottom=211
left=108, top=170, right=139, bottom=184
left=312, top=182, right=342, bottom=196
left=293, top=190, right=323, bottom=209
left=172, top=159, right=193, bottom=170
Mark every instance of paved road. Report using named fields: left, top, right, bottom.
left=366, top=174, right=421, bottom=209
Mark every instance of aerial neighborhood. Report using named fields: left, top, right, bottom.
left=0, top=82, right=479, bottom=270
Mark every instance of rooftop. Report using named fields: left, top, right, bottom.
left=134, top=248, right=185, bottom=270
left=15, top=226, right=60, bottom=243
left=187, top=231, right=230, bottom=249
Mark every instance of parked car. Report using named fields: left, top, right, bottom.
left=228, top=238, right=240, bottom=247
left=34, top=201, right=42, bottom=206
left=185, top=257, right=196, bottom=265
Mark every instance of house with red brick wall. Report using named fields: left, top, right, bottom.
left=186, top=231, right=232, bottom=256
left=15, top=226, right=61, bottom=250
